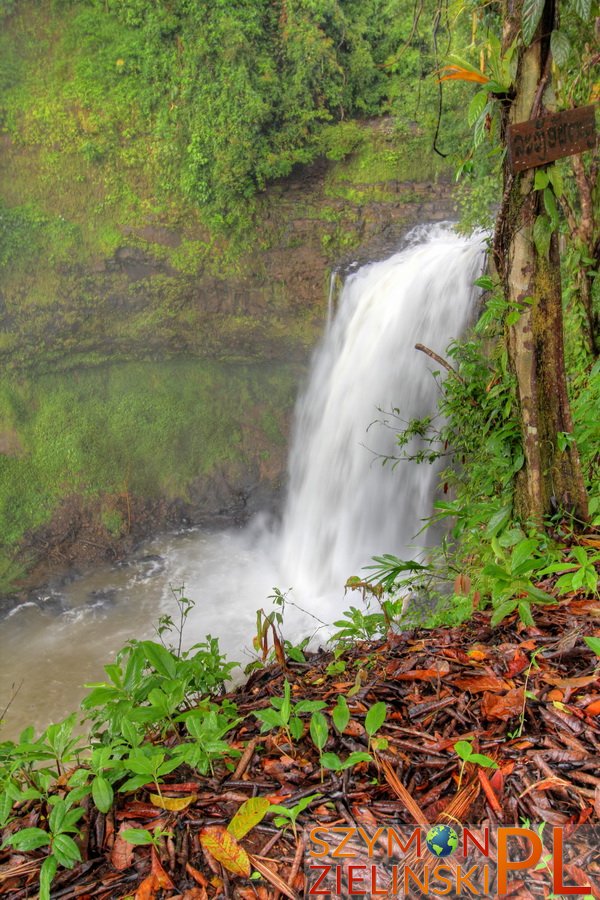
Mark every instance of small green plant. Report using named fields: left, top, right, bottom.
left=330, top=606, right=387, bottom=644
left=119, top=745, right=181, bottom=800
left=539, top=546, right=600, bottom=596
left=81, top=632, right=235, bottom=739
left=253, top=680, right=326, bottom=747
left=306, top=707, right=371, bottom=777
left=482, top=537, right=556, bottom=625
left=319, top=750, right=372, bottom=773
left=365, top=702, right=387, bottom=753
left=507, top=650, right=541, bottom=740
left=454, top=740, right=498, bottom=789
left=270, top=793, right=322, bottom=837
left=172, top=703, right=241, bottom=776
left=121, top=826, right=173, bottom=848
left=3, top=793, right=85, bottom=900
left=155, top=585, right=196, bottom=658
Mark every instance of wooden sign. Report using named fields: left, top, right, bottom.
left=507, top=104, right=597, bottom=173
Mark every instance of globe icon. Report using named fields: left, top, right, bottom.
left=425, top=824, right=459, bottom=858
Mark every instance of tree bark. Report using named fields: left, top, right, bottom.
left=494, top=0, right=589, bottom=526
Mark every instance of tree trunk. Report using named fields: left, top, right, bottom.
left=494, top=0, right=589, bottom=526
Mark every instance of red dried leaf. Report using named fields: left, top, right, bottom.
left=505, top=649, right=530, bottom=677
left=116, top=802, right=164, bottom=820
left=151, top=845, right=175, bottom=890
left=111, top=825, right=135, bottom=871
left=454, top=674, right=511, bottom=693
left=482, top=687, right=525, bottom=721
left=342, top=719, right=365, bottom=737
left=134, top=874, right=158, bottom=900
left=393, top=668, right=448, bottom=681
left=585, top=698, right=600, bottom=717
left=186, top=862, right=209, bottom=887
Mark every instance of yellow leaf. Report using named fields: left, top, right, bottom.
left=199, top=826, right=251, bottom=877
left=227, top=797, right=270, bottom=840
left=149, top=793, right=195, bottom=812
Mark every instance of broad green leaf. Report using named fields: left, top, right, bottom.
left=468, top=90, right=489, bottom=127
left=121, top=828, right=154, bottom=845
left=570, top=0, right=591, bottom=20
left=550, top=29, right=571, bottom=67
left=123, top=750, right=157, bottom=776
left=200, top=825, right=251, bottom=877
left=365, top=702, right=386, bottom=737
left=0, top=787, right=14, bottom=827
left=288, top=716, right=304, bottom=740
left=510, top=538, right=539, bottom=574
left=332, top=696, right=350, bottom=734
left=49, top=800, right=68, bottom=835
left=518, top=601, right=535, bottom=626
left=491, top=599, right=519, bottom=626
left=309, top=711, right=329, bottom=752
left=474, top=274, right=495, bottom=291
left=7, top=826, right=51, bottom=851
left=469, top=753, right=499, bottom=768
left=39, top=855, right=58, bottom=900
left=543, top=188, right=559, bottom=229
left=320, top=752, right=343, bottom=771
left=584, top=636, right=600, bottom=656
left=294, top=700, right=327, bottom=714
left=343, top=751, right=372, bottom=768
left=483, top=562, right=511, bottom=580
left=534, top=170, right=549, bottom=190
left=254, top=708, right=283, bottom=732
left=280, top=680, right=291, bottom=726
left=454, top=741, right=473, bottom=761
left=51, top=833, right=81, bottom=868
left=522, top=0, right=545, bottom=45
left=228, top=797, right=270, bottom=840
left=121, top=719, right=142, bottom=747
left=485, top=505, right=511, bottom=537
left=139, top=641, right=177, bottom=679
left=119, top=774, right=153, bottom=792
left=525, top=585, right=555, bottom=603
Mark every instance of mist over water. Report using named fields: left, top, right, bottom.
left=0, top=225, right=485, bottom=736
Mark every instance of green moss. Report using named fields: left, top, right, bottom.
left=0, top=359, right=299, bottom=586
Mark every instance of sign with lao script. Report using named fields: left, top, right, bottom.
left=507, top=104, right=597, bottom=173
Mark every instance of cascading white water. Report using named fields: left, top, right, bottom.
left=0, top=224, right=486, bottom=736
left=280, top=224, right=486, bottom=603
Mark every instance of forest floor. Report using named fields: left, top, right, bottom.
left=1, top=573, right=600, bottom=898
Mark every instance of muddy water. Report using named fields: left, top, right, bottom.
left=0, top=525, right=285, bottom=738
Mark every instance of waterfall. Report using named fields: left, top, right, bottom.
left=279, top=224, right=486, bottom=605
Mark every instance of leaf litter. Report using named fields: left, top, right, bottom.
left=1, top=594, right=599, bottom=898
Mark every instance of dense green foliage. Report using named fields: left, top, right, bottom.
left=0, top=0, right=467, bottom=236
